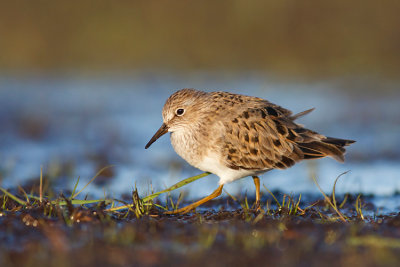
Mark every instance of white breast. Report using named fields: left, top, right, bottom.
left=196, top=152, right=266, bottom=185
left=170, top=130, right=203, bottom=168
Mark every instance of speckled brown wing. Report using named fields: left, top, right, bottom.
left=219, top=101, right=354, bottom=171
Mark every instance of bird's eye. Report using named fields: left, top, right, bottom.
left=176, top=108, right=185, bottom=116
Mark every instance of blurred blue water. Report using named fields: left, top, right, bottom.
left=0, top=73, right=399, bottom=208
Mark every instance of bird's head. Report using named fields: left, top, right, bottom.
left=145, top=88, right=209, bottom=149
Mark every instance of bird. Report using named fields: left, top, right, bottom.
left=145, top=88, right=355, bottom=214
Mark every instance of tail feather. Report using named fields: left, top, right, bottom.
left=323, top=137, right=356, bottom=147
left=282, top=106, right=355, bottom=163
left=298, top=137, right=355, bottom=163
left=290, top=108, right=315, bottom=120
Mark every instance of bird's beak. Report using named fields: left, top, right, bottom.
left=145, top=123, right=169, bottom=149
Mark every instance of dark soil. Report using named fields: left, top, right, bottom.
left=1, top=192, right=399, bottom=267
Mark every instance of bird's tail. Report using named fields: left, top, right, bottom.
left=297, top=137, right=355, bottom=162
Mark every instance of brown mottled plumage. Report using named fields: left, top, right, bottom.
left=145, top=88, right=355, bottom=214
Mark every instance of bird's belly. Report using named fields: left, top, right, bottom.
left=196, top=154, right=266, bottom=184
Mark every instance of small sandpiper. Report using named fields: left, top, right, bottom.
left=145, top=88, right=355, bottom=214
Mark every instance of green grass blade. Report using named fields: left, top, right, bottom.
left=17, top=186, right=30, bottom=204
left=244, top=195, right=249, bottom=210
left=40, top=165, right=43, bottom=203
left=0, top=187, right=27, bottom=205
left=295, top=194, right=302, bottom=214
left=355, top=194, right=365, bottom=220
left=106, top=172, right=211, bottom=212
left=175, top=192, right=184, bottom=210
left=70, top=176, right=81, bottom=200
left=263, top=185, right=281, bottom=208
left=26, top=194, right=112, bottom=206
left=332, top=171, right=349, bottom=210
left=339, top=194, right=349, bottom=209
left=223, top=188, right=238, bottom=202
left=142, top=172, right=211, bottom=202
left=152, top=203, right=167, bottom=210
left=311, top=175, right=347, bottom=223
left=72, top=165, right=114, bottom=199
left=56, top=199, right=113, bottom=205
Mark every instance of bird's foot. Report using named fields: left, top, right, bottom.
left=164, top=204, right=197, bottom=215
left=164, top=184, right=224, bottom=215
left=253, top=200, right=261, bottom=212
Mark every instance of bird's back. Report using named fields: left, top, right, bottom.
left=207, top=91, right=355, bottom=173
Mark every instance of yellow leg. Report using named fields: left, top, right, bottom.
left=253, top=176, right=261, bottom=210
left=165, top=185, right=224, bottom=214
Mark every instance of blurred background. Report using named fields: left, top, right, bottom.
left=1, top=1, right=400, bottom=78
left=0, top=1, right=399, bottom=204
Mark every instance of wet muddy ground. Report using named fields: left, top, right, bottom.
left=1, top=186, right=400, bottom=267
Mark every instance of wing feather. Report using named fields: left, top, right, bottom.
left=208, top=91, right=353, bottom=171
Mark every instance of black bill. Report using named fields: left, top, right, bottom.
left=145, top=123, right=169, bottom=149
